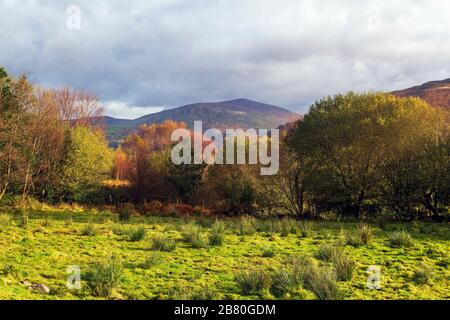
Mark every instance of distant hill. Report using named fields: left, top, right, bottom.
left=391, top=79, right=450, bottom=109
left=103, top=98, right=302, bottom=144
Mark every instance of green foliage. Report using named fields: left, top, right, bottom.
left=389, top=231, right=414, bottom=248
left=150, top=236, right=176, bottom=252
left=62, top=126, right=114, bottom=203
left=347, top=224, right=374, bottom=246
left=270, top=267, right=303, bottom=298
left=236, top=216, right=256, bottom=236
left=180, top=223, right=209, bottom=248
left=412, top=263, right=434, bottom=285
left=85, top=256, right=123, bottom=297
left=0, top=214, right=11, bottom=229
left=118, top=205, right=133, bottom=222
left=302, top=263, right=342, bottom=300
left=127, top=226, right=146, bottom=242
left=235, top=269, right=272, bottom=295
left=81, top=223, right=98, bottom=236
left=140, top=252, right=165, bottom=269
left=262, top=248, right=276, bottom=258
left=208, top=221, right=226, bottom=246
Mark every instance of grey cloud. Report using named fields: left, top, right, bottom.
left=1, top=0, right=449, bottom=118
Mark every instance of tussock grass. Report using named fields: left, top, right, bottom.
left=150, top=235, right=176, bottom=252
left=180, top=223, right=209, bottom=248
left=85, top=256, right=123, bottom=297
left=127, top=226, right=146, bottom=242
left=389, top=231, right=414, bottom=248
left=209, top=221, right=226, bottom=246
left=235, top=269, right=272, bottom=295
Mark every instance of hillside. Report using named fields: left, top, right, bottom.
left=103, top=98, right=302, bottom=144
left=391, top=79, right=450, bottom=109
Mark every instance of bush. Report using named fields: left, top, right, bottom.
left=81, top=223, right=98, bottom=236
left=140, top=252, right=165, bottom=269
left=209, top=221, right=226, bottom=246
left=85, top=256, right=123, bottom=297
left=389, top=231, right=413, bottom=248
left=180, top=224, right=209, bottom=248
left=235, top=269, right=272, bottom=295
left=150, top=236, right=176, bottom=252
left=236, top=216, right=256, bottom=236
left=127, top=226, right=146, bottom=242
left=412, top=263, right=434, bottom=284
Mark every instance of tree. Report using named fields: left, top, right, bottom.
left=61, top=126, right=114, bottom=203
left=287, top=92, right=447, bottom=218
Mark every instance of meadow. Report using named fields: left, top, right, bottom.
left=0, top=206, right=448, bottom=300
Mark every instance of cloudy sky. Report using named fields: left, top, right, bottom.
left=1, top=0, right=449, bottom=118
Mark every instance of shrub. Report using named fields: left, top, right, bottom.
left=140, top=252, right=165, bottom=269
left=81, top=223, right=98, bottom=236
left=235, top=269, right=272, bottom=295
left=389, top=231, right=413, bottom=248
left=127, top=226, right=146, bottom=242
left=150, top=236, right=176, bottom=252
left=236, top=216, right=256, bottom=236
left=180, top=224, right=209, bottom=248
left=270, top=267, right=303, bottom=298
left=209, top=221, right=226, bottom=246
left=262, top=248, right=276, bottom=258
left=85, top=256, right=123, bottom=297
left=412, top=263, right=434, bottom=284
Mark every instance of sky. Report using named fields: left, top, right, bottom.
left=1, top=0, right=449, bottom=119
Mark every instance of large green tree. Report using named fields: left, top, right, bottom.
left=287, top=92, right=448, bottom=218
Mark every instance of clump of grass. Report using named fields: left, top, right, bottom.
left=180, top=223, right=209, bottom=248
left=111, top=224, right=127, bottom=235
left=278, top=218, right=298, bottom=236
left=64, top=216, right=73, bottom=227
left=389, top=230, right=413, bottom=248
left=235, top=269, right=272, bottom=295
left=347, top=224, right=374, bottom=247
left=81, top=223, right=98, bottom=236
left=314, top=243, right=341, bottom=262
left=412, top=263, right=434, bottom=285
left=0, top=214, right=11, bottom=230
left=85, top=256, right=123, bottom=297
left=299, top=221, right=311, bottom=238
left=262, top=248, right=276, bottom=258
left=236, top=216, right=256, bottom=236
left=118, top=205, right=133, bottom=222
left=20, top=210, right=29, bottom=228
left=304, top=264, right=342, bottom=300
left=150, top=235, right=176, bottom=252
left=333, top=254, right=355, bottom=281
left=41, top=218, right=52, bottom=227
left=209, top=221, right=226, bottom=246
left=270, top=267, right=303, bottom=298
left=140, top=252, right=165, bottom=269
left=127, top=226, right=146, bottom=242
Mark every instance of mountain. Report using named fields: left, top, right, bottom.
left=103, top=98, right=302, bottom=144
left=391, top=79, right=450, bottom=109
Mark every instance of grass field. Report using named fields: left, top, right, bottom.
left=0, top=208, right=448, bottom=300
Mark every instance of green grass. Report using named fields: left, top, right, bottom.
left=0, top=207, right=448, bottom=300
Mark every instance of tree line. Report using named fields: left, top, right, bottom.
left=1, top=67, right=448, bottom=221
